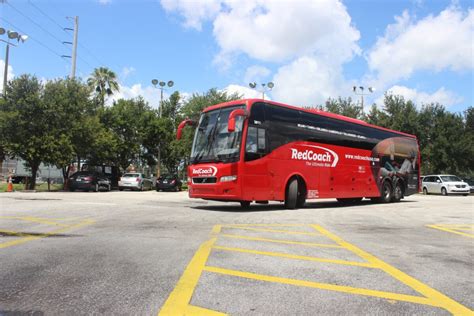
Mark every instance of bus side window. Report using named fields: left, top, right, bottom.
left=246, top=126, right=267, bottom=161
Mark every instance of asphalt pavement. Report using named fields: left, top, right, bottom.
left=0, top=190, right=472, bottom=315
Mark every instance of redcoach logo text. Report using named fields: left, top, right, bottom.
left=191, top=166, right=217, bottom=176
left=290, top=145, right=339, bottom=167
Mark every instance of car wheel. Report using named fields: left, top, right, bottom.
left=119, top=188, right=123, bottom=191
left=69, top=188, right=75, bottom=192
left=463, top=194, right=468, bottom=196
left=423, top=187, right=428, bottom=195
left=441, top=187, right=448, bottom=196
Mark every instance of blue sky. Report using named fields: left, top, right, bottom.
left=1, top=0, right=472, bottom=113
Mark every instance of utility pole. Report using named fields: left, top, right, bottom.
left=70, top=16, right=78, bottom=79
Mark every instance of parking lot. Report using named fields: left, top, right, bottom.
left=0, top=191, right=472, bottom=315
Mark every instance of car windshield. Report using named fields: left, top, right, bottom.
left=123, top=174, right=139, bottom=178
left=159, top=175, right=175, bottom=180
left=440, top=175, right=461, bottom=182
left=190, top=105, right=245, bottom=164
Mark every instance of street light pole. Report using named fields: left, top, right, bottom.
left=151, top=79, right=174, bottom=177
left=352, top=86, right=374, bottom=113
left=3, top=43, right=9, bottom=96
left=1, top=28, right=28, bottom=97
left=249, top=81, right=274, bottom=100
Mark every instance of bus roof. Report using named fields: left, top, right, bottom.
left=203, top=98, right=417, bottom=139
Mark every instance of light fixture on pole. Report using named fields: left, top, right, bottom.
left=151, top=78, right=175, bottom=178
left=352, top=85, right=374, bottom=112
left=0, top=28, right=28, bottom=97
left=249, top=81, right=274, bottom=100
left=151, top=79, right=174, bottom=118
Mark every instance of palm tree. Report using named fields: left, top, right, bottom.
left=87, top=67, right=120, bottom=106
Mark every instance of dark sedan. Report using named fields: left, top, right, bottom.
left=68, top=171, right=111, bottom=192
left=156, top=174, right=182, bottom=192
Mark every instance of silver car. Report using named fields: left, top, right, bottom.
left=422, top=175, right=470, bottom=196
left=118, top=173, right=153, bottom=191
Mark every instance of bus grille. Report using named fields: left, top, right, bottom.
left=192, top=177, right=217, bottom=184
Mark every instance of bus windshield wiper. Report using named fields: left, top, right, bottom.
left=193, top=123, right=219, bottom=164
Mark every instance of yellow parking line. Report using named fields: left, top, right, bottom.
left=311, top=225, right=474, bottom=315
left=159, top=225, right=226, bottom=316
left=212, top=245, right=374, bottom=268
left=0, top=219, right=95, bottom=249
left=159, top=237, right=223, bottom=316
left=204, top=266, right=438, bottom=307
left=227, top=224, right=306, bottom=227
left=221, top=233, right=342, bottom=248
left=427, top=225, right=474, bottom=238
left=0, top=216, right=70, bottom=227
left=224, top=226, right=320, bottom=236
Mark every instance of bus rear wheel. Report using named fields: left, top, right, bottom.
left=392, top=181, right=403, bottom=202
left=240, top=201, right=251, bottom=209
left=379, top=181, right=393, bottom=203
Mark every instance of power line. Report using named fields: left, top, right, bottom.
left=27, top=0, right=69, bottom=35
left=28, top=1, right=105, bottom=68
left=0, top=16, right=69, bottom=65
left=5, top=0, right=66, bottom=47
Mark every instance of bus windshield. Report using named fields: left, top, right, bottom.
left=191, top=105, right=245, bottom=164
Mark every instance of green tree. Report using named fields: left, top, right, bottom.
left=1, top=75, right=73, bottom=189
left=322, top=97, right=364, bottom=119
left=87, top=67, right=120, bottom=106
left=100, top=97, right=154, bottom=170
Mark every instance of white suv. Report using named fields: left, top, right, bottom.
left=422, top=175, right=470, bottom=196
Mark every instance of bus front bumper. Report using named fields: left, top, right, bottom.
left=188, top=182, right=241, bottom=200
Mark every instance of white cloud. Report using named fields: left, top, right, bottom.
left=222, top=84, right=266, bottom=99
left=213, top=0, right=360, bottom=68
left=271, top=56, right=345, bottom=107
left=368, top=6, right=474, bottom=85
left=376, top=85, right=463, bottom=107
left=244, top=65, right=271, bottom=84
left=161, top=0, right=222, bottom=31
left=0, top=59, right=14, bottom=93
left=110, top=83, right=163, bottom=108
left=121, top=66, right=136, bottom=80
left=98, top=0, right=112, bottom=5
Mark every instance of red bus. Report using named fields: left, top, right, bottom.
left=177, top=99, right=420, bottom=209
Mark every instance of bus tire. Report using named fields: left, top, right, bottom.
left=392, top=181, right=403, bottom=202
left=285, top=178, right=299, bottom=209
left=379, top=180, right=393, bottom=203
left=240, top=201, right=251, bottom=209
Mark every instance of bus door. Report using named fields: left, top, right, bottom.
left=241, top=103, right=272, bottom=201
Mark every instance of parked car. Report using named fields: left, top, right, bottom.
left=68, top=171, right=111, bottom=192
left=422, top=175, right=470, bottom=196
left=156, top=174, right=182, bottom=192
left=118, top=173, right=153, bottom=191
left=463, top=179, right=474, bottom=193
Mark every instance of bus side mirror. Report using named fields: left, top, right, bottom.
left=228, top=109, right=248, bottom=132
left=176, top=119, right=194, bottom=140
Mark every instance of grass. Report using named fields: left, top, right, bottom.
left=0, top=183, right=63, bottom=192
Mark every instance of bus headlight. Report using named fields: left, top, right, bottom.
left=220, top=175, right=237, bottom=182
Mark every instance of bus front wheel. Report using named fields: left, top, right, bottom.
left=285, top=179, right=299, bottom=209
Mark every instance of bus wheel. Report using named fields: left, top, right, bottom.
left=285, top=179, right=299, bottom=209
left=240, top=201, right=251, bottom=209
left=380, top=181, right=393, bottom=203
left=392, top=181, right=403, bottom=202
left=337, top=198, right=362, bottom=204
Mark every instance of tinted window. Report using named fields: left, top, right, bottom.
left=249, top=102, right=265, bottom=125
